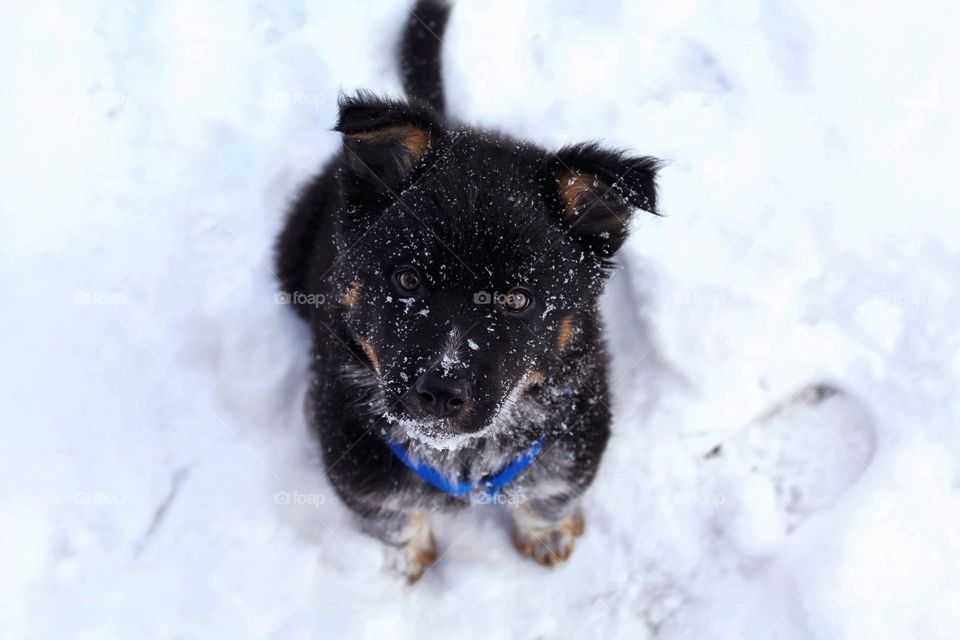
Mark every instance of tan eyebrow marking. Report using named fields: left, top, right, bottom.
left=340, top=279, right=362, bottom=309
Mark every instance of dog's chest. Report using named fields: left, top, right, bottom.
left=407, top=433, right=529, bottom=486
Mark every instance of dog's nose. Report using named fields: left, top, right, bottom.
left=414, top=374, right=471, bottom=417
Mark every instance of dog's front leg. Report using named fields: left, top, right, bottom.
left=511, top=497, right=585, bottom=567
left=359, top=508, right=437, bottom=583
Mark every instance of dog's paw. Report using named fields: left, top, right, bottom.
left=384, top=513, right=437, bottom=583
left=512, top=508, right=584, bottom=567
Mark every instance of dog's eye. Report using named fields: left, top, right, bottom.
left=503, top=288, right=532, bottom=313
left=394, top=267, right=421, bottom=292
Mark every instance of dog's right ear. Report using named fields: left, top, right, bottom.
left=334, top=92, right=441, bottom=195
left=553, top=143, right=661, bottom=259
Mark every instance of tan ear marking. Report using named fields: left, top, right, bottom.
left=556, top=169, right=598, bottom=220
left=556, top=170, right=627, bottom=236
left=349, top=124, right=432, bottom=169
left=556, top=314, right=576, bottom=352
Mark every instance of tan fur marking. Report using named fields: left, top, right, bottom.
left=350, top=124, right=431, bottom=168
left=522, top=370, right=546, bottom=392
left=340, top=279, right=362, bottom=309
left=512, top=507, right=585, bottom=567
left=556, top=314, right=576, bottom=352
left=556, top=170, right=625, bottom=233
left=357, top=337, right=380, bottom=374
left=397, top=125, right=431, bottom=158
left=405, top=512, right=437, bottom=583
left=386, top=512, right=437, bottom=583
left=556, top=169, right=596, bottom=219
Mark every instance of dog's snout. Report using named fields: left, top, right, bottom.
left=414, top=374, right=471, bottom=417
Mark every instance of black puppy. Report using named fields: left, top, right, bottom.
left=275, top=0, right=660, bottom=581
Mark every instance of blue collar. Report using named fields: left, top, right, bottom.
left=382, top=430, right=546, bottom=497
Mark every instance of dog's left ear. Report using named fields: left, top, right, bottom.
left=334, top=92, right=441, bottom=195
left=554, top=143, right=661, bottom=258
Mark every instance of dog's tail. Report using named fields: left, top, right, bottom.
left=399, top=0, right=452, bottom=114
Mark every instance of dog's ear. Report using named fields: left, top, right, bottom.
left=334, top=92, right=441, bottom=195
left=553, top=143, right=661, bottom=258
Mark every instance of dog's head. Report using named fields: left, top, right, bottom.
left=330, top=93, right=660, bottom=447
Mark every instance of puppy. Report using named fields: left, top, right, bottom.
left=275, top=0, right=660, bottom=582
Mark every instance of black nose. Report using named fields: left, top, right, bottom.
left=414, top=374, right=471, bottom=417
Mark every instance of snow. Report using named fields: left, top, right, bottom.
left=1, top=0, right=958, bottom=638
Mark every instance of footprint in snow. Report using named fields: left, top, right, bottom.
left=705, top=383, right=876, bottom=540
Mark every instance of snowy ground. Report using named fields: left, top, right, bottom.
left=2, top=1, right=959, bottom=638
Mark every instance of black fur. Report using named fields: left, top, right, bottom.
left=275, top=0, right=661, bottom=569
left=399, top=0, right=451, bottom=113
